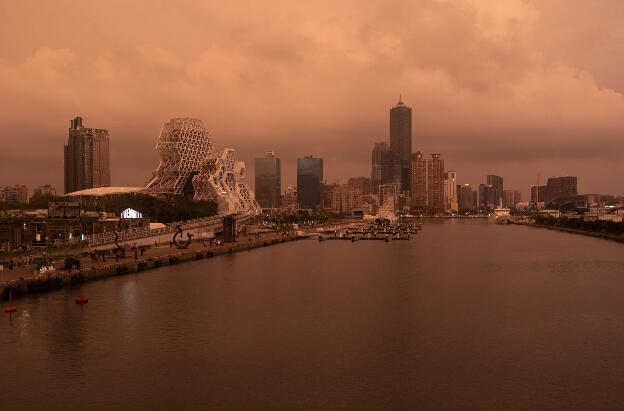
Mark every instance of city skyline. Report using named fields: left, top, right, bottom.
left=1, top=1, right=624, bottom=198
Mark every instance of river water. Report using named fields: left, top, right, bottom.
left=2, top=220, right=624, bottom=410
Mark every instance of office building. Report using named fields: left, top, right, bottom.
left=486, top=175, right=503, bottom=206
left=479, top=184, right=495, bottom=209
left=389, top=97, right=412, bottom=191
left=410, top=153, right=445, bottom=214
left=503, top=190, right=514, bottom=208
left=347, top=177, right=373, bottom=195
left=64, top=116, right=111, bottom=194
left=546, top=176, right=577, bottom=201
left=457, top=184, right=474, bottom=210
left=254, top=151, right=281, bottom=209
left=371, top=142, right=401, bottom=193
left=444, top=171, right=458, bottom=212
left=513, top=190, right=522, bottom=206
left=322, top=184, right=362, bottom=214
left=379, top=183, right=397, bottom=212
left=297, top=155, right=323, bottom=210
left=0, top=185, right=28, bottom=204
left=33, top=184, right=56, bottom=198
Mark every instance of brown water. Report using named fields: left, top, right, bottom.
left=2, top=220, right=624, bottom=410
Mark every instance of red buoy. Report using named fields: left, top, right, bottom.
left=5, top=291, right=16, bottom=313
left=75, top=288, right=88, bottom=304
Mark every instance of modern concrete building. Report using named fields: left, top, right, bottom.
left=503, top=189, right=514, bottom=208
left=0, top=185, right=29, bottom=204
left=347, top=177, right=373, bottom=195
left=444, top=171, right=458, bottom=213
left=389, top=97, right=412, bottom=192
left=513, top=190, right=522, bottom=206
left=371, top=141, right=401, bottom=193
left=297, top=155, right=323, bottom=210
left=64, top=116, right=110, bottom=194
left=281, top=186, right=297, bottom=211
left=254, top=151, right=281, bottom=209
left=457, top=184, right=474, bottom=211
left=546, top=176, right=577, bottom=201
left=33, top=184, right=56, bottom=198
left=322, top=184, right=362, bottom=214
left=479, top=184, right=495, bottom=209
left=410, top=153, right=445, bottom=214
left=379, top=183, right=397, bottom=212
left=486, top=175, right=503, bottom=206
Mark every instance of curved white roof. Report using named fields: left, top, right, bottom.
left=64, top=187, right=143, bottom=197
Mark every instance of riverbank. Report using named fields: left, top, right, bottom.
left=525, top=223, right=624, bottom=243
left=1, top=231, right=298, bottom=300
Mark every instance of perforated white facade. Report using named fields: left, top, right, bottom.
left=144, top=117, right=259, bottom=214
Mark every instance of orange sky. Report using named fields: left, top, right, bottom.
left=1, top=0, right=623, bottom=197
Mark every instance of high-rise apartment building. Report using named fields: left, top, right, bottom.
left=457, top=184, right=474, bottom=210
left=0, top=185, right=28, bottom=204
left=389, top=98, right=412, bottom=192
left=486, top=175, right=503, bottom=206
left=64, top=116, right=110, bottom=194
left=513, top=190, right=522, bottom=206
left=371, top=142, right=401, bottom=193
left=410, top=153, right=445, bottom=214
left=322, top=184, right=362, bottom=214
left=254, top=151, right=281, bottom=209
left=443, top=171, right=458, bottom=212
left=545, top=176, right=577, bottom=201
left=502, top=189, right=514, bottom=208
left=347, top=177, right=373, bottom=195
left=379, top=183, right=397, bottom=212
left=297, top=155, right=323, bottom=210
left=478, top=184, right=495, bottom=209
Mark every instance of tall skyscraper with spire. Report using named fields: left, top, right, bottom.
left=389, top=96, right=412, bottom=192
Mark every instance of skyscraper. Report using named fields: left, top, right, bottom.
left=410, top=152, right=445, bottom=214
left=254, top=151, right=281, bottom=209
left=503, top=189, right=514, bottom=208
left=297, top=155, right=323, bottom=210
left=389, top=97, right=412, bottom=192
left=443, top=171, right=458, bottom=212
left=486, top=175, right=503, bottom=206
left=371, top=142, right=401, bottom=193
left=64, top=116, right=110, bottom=194
left=457, top=184, right=474, bottom=211
left=478, top=184, right=495, bottom=209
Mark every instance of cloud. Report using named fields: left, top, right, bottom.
left=0, top=0, right=622, bottom=196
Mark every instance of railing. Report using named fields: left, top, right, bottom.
left=51, top=213, right=253, bottom=248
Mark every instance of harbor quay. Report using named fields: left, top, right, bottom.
left=0, top=229, right=297, bottom=300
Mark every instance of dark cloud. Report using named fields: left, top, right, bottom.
left=0, top=0, right=623, bottom=198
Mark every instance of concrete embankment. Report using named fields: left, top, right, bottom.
left=1, top=234, right=299, bottom=300
left=524, top=223, right=624, bottom=243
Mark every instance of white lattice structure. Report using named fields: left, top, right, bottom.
left=144, top=117, right=259, bottom=214
left=192, top=148, right=260, bottom=213
left=145, top=118, right=215, bottom=195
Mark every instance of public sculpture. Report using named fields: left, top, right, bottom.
left=144, top=117, right=260, bottom=214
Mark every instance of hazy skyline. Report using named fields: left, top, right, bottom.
left=1, top=0, right=623, bottom=197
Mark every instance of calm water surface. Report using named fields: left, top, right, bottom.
left=2, top=221, right=624, bottom=410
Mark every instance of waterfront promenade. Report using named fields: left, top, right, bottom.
left=0, top=229, right=295, bottom=298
